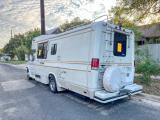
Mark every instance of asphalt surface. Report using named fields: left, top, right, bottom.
left=0, top=63, right=160, bottom=120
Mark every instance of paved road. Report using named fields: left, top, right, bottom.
left=0, top=63, right=160, bottom=120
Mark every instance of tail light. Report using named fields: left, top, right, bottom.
left=91, top=58, right=99, bottom=70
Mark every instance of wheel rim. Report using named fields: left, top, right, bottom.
left=50, top=81, right=55, bottom=91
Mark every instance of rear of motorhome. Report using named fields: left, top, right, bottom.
left=27, top=21, right=142, bottom=103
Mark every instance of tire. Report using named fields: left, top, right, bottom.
left=27, top=74, right=32, bottom=80
left=49, top=74, right=57, bottom=93
left=26, top=68, right=32, bottom=80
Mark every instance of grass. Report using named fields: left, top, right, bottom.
left=135, top=76, right=160, bottom=96
left=0, top=60, right=26, bottom=65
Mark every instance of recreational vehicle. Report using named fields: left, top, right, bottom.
left=27, top=21, right=142, bottom=103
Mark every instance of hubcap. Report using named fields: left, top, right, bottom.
left=50, top=81, right=55, bottom=91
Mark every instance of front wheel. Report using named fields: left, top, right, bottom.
left=49, top=74, right=57, bottom=93
left=27, top=74, right=32, bottom=80
left=26, top=68, right=32, bottom=80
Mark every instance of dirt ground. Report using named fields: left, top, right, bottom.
left=135, top=78, right=160, bottom=96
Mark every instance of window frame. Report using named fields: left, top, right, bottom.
left=113, top=32, right=127, bottom=57
left=51, top=44, right=57, bottom=55
left=37, top=42, right=48, bottom=59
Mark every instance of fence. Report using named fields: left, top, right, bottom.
left=139, top=44, right=160, bottom=63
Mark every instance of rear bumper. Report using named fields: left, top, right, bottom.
left=94, top=84, right=142, bottom=103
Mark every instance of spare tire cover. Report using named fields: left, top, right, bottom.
left=103, top=66, right=124, bottom=92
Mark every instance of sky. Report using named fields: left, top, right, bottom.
left=0, top=0, right=116, bottom=49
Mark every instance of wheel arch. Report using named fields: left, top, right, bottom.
left=48, top=72, right=57, bottom=84
left=48, top=72, right=64, bottom=92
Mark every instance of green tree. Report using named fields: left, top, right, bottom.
left=0, top=49, right=3, bottom=53
left=14, top=45, right=28, bottom=61
left=23, top=29, right=40, bottom=53
left=0, top=49, right=3, bottom=57
left=109, top=1, right=143, bottom=42
left=136, top=47, right=160, bottom=85
left=3, top=28, right=40, bottom=60
left=59, top=17, right=91, bottom=32
left=110, top=0, right=160, bottom=22
left=109, top=10, right=142, bottom=42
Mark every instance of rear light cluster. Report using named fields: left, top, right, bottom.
left=91, top=58, right=99, bottom=70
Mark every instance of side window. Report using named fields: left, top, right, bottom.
left=37, top=43, right=44, bottom=59
left=37, top=42, right=48, bottom=59
left=43, top=42, right=48, bottom=59
left=113, top=32, right=127, bottom=57
left=51, top=44, right=57, bottom=55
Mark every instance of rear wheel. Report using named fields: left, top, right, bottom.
left=49, top=74, right=57, bottom=93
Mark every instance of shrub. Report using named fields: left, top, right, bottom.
left=135, top=46, right=160, bottom=85
left=14, top=45, right=28, bottom=61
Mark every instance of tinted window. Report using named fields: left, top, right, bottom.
left=113, top=32, right=127, bottom=57
left=51, top=44, right=57, bottom=55
left=37, top=42, right=48, bottom=59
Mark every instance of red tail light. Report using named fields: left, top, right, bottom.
left=91, top=58, right=99, bottom=70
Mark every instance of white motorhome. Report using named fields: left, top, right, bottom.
left=27, top=21, right=142, bottom=103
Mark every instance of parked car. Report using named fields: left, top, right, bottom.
left=0, top=54, right=11, bottom=61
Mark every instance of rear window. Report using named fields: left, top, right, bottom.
left=113, top=32, right=127, bottom=57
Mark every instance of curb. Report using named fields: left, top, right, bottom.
left=11, top=64, right=27, bottom=70
left=135, top=73, right=160, bottom=80
left=132, top=93, right=160, bottom=107
left=0, top=63, right=26, bottom=70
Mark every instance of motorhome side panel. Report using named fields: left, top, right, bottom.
left=29, top=28, right=94, bottom=96
left=55, top=29, right=93, bottom=96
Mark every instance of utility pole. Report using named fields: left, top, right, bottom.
left=40, top=0, right=46, bottom=34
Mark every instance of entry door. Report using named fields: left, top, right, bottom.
left=48, top=40, right=62, bottom=86
left=48, top=40, right=61, bottom=62
left=35, top=42, right=48, bottom=82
